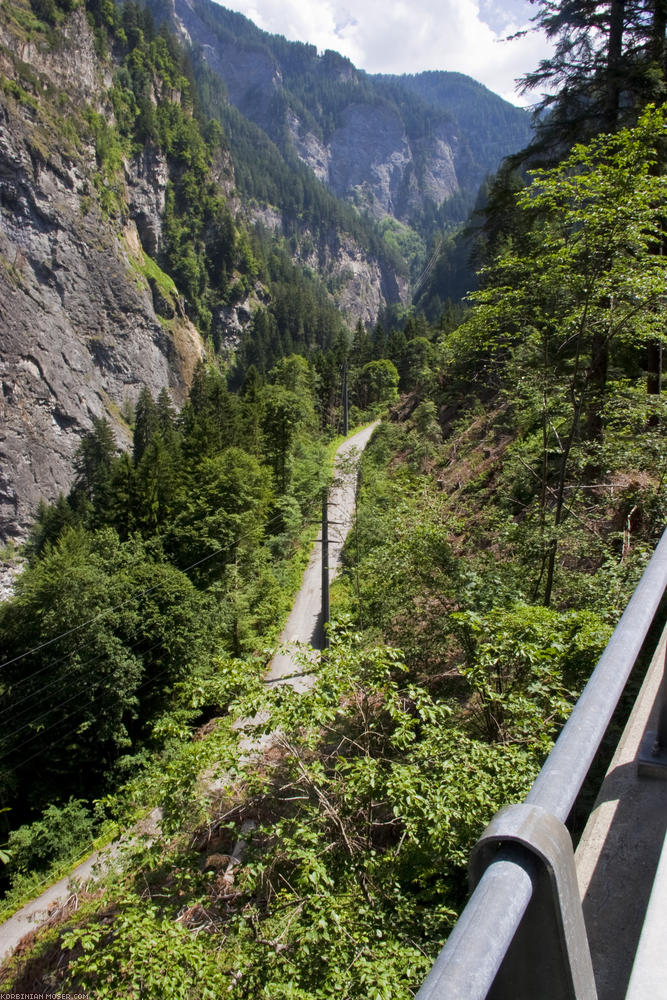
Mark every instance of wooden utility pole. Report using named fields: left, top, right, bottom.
left=343, top=358, right=349, bottom=436
left=321, top=486, right=330, bottom=649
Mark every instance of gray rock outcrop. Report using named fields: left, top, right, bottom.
left=0, top=14, right=204, bottom=542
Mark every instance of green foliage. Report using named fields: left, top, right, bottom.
left=0, top=526, right=218, bottom=819
left=354, top=359, right=399, bottom=411
left=520, top=0, right=667, bottom=158
left=378, top=218, right=427, bottom=284
left=6, top=800, right=93, bottom=881
left=29, top=0, right=79, bottom=27
left=452, top=604, right=611, bottom=747
left=0, top=74, right=39, bottom=111
left=333, top=424, right=462, bottom=674
left=62, top=892, right=230, bottom=999
left=0, top=351, right=347, bottom=849
left=71, top=415, right=118, bottom=510
left=166, top=447, right=272, bottom=583
left=448, top=106, right=667, bottom=603
left=5, top=6, right=667, bottom=992
left=42, top=624, right=539, bottom=999
left=260, top=384, right=311, bottom=494
left=461, top=107, right=667, bottom=369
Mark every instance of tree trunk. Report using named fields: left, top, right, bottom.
left=604, top=0, right=625, bottom=131
left=647, top=0, right=665, bottom=402
left=647, top=341, right=663, bottom=396
left=650, top=0, right=666, bottom=69
left=585, top=330, right=609, bottom=442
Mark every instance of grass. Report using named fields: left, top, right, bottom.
left=141, top=252, right=178, bottom=297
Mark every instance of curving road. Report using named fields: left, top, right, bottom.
left=0, top=421, right=379, bottom=964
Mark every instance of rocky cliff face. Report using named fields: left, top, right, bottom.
left=0, top=8, right=204, bottom=542
left=322, top=104, right=460, bottom=220
left=291, top=227, right=408, bottom=326
left=164, top=0, right=530, bottom=230
left=245, top=207, right=404, bottom=329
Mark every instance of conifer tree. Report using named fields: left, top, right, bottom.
left=521, top=0, right=666, bottom=153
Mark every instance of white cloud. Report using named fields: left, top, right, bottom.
left=218, top=0, right=554, bottom=106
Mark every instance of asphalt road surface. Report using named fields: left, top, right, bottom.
left=265, top=421, right=378, bottom=689
left=0, top=421, right=379, bottom=964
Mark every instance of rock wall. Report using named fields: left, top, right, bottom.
left=290, top=227, right=407, bottom=327
left=170, top=0, right=408, bottom=315
left=0, top=13, right=204, bottom=542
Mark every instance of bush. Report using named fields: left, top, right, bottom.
left=7, top=799, right=94, bottom=880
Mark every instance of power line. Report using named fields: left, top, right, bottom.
left=8, top=658, right=171, bottom=771
left=0, top=636, right=162, bottom=745
left=0, top=438, right=340, bottom=767
left=0, top=503, right=301, bottom=679
left=0, top=641, right=166, bottom=764
left=0, top=640, right=119, bottom=722
left=0, top=492, right=325, bottom=751
left=411, top=237, right=443, bottom=301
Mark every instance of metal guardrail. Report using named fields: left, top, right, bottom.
left=416, top=528, right=667, bottom=1000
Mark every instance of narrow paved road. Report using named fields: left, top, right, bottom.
left=266, top=421, right=378, bottom=688
left=0, top=422, right=378, bottom=964
left=0, top=807, right=161, bottom=963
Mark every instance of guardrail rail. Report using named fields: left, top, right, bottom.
left=415, top=528, right=667, bottom=1000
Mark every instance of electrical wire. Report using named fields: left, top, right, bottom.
left=0, top=640, right=166, bottom=763
left=0, top=419, right=359, bottom=771
left=0, top=640, right=117, bottom=723
left=0, top=637, right=163, bottom=747
left=11, top=659, right=172, bottom=772
left=0, top=427, right=367, bottom=920
left=0, top=492, right=325, bottom=762
left=2, top=365, right=354, bottom=684
left=0, top=502, right=298, bottom=686
left=0, top=414, right=313, bottom=677
left=0, top=536, right=235, bottom=673
left=0, top=603, right=176, bottom=723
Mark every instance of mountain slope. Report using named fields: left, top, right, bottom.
left=0, top=0, right=396, bottom=542
left=0, top=2, right=205, bottom=541
left=0, top=0, right=534, bottom=542
left=152, top=0, right=532, bottom=231
left=375, top=70, right=532, bottom=198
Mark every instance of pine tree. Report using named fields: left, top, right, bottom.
left=71, top=417, right=117, bottom=513
left=521, top=0, right=666, bottom=154
left=133, top=387, right=159, bottom=465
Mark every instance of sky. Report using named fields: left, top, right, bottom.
left=217, top=0, right=554, bottom=106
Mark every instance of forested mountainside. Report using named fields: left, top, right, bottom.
left=2, top=0, right=667, bottom=996
left=149, top=0, right=531, bottom=220
left=0, top=0, right=532, bottom=542
left=143, top=0, right=532, bottom=277
left=0, top=0, right=388, bottom=541
left=0, top=0, right=533, bottom=544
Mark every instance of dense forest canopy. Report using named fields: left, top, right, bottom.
left=1, top=0, right=666, bottom=995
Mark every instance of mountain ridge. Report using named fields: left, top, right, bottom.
left=157, top=0, right=532, bottom=233
left=0, top=0, right=534, bottom=542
